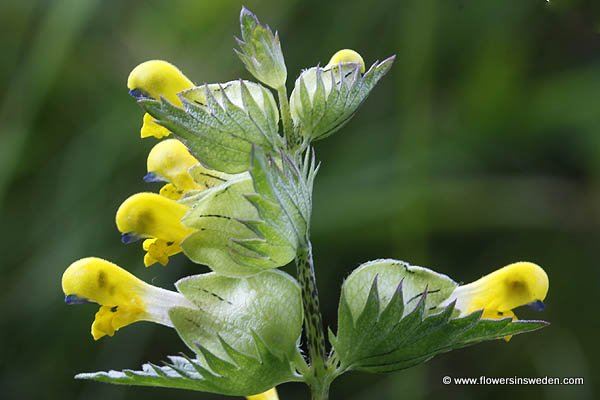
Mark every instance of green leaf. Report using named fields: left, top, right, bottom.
left=236, top=7, right=287, bottom=89
left=170, top=270, right=303, bottom=361
left=76, top=337, right=302, bottom=396
left=181, top=147, right=316, bottom=276
left=290, top=56, right=395, bottom=142
left=138, top=79, right=281, bottom=174
left=331, top=259, right=549, bottom=373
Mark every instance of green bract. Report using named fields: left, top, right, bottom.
left=340, top=259, right=458, bottom=318
left=76, top=344, right=300, bottom=396
left=180, top=148, right=315, bottom=276
left=171, top=270, right=303, bottom=360
left=77, top=270, right=304, bottom=396
left=330, top=259, right=548, bottom=374
left=140, top=79, right=281, bottom=174
left=290, top=57, right=395, bottom=142
left=236, top=7, right=287, bottom=89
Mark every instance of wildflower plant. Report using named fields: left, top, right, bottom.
left=61, top=8, right=550, bottom=400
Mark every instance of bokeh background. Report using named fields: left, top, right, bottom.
left=1, top=0, right=599, bottom=399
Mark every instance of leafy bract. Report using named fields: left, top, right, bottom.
left=76, top=342, right=300, bottom=396
left=170, top=270, right=303, bottom=360
left=290, top=57, right=395, bottom=142
left=180, top=172, right=265, bottom=276
left=181, top=147, right=316, bottom=276
left=331, top=259, right=549, bottom=373
left=236, top=7, right=287, bottom=89
left=77, top=270, right=304, bottom=396
left=341, top=259, right=457, bottom=320
left=182, top=164, right=239, bottom=199
left=139, top=80, right=281, bottom=174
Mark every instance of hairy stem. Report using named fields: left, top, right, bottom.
left=277, top=85, right=295, bottom=147
left=310, top=378, right=331, bottom=400
left=296, top=242, right=329, bottom=399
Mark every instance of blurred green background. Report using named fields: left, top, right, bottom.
left=1, top=0, right=599, bottom=399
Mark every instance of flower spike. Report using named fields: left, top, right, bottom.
left=440, top=261, right=549, bottom=341
left=145, top=139, right=204, bottom=200
left=62, top=257, right=192, bottom=340
left=326, top=49, right=366, bottom=73
left=127, top=60, right=195, bottom=138
left=116, top=192, right=194, bottom=266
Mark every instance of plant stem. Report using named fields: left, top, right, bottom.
left=310, top=377, right=331, bottom=400
left=296, top=242, right=329, bottom=399
left=277, top=85, right=295, bottom=147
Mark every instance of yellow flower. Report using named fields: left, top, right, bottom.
left=326, top=49, right=366, bottom=73
left=116, top=192, right=194, bottom=267
left=141, top=238, right=181, bottom=267
left=441, top=262, right=549, bottom=341
left=127, top=60, right=195, bottom=139
left=144, top=139, right=204, bottom=200
left=139, top=113, right=172, bottom=139
left=246, top=387, right=279, bottom=400
left=62, top=257, right=192, bottom=340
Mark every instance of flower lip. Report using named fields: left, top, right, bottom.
left=64, top=294, right=91, bottom=305
left=121, top=232, right=142, bottom=244
left=128, top=88, right=150, bottom=99
left=527, top=299, right=545, bottom=312
left=143, top=171, right=168, bottom=183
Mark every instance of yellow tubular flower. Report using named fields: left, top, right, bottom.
left=441, top=262, right=549, bottom=341
left=116, top=192, right=194, bottom=266
left=326, top=49, right=366, bottom=73
left=144, top=139, right=203, bottom=199
left=62, top=257, right=192, bottom=340
left=127, top=60, right=195, bottom=138
left=246, top=388, right=279, bottom=400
